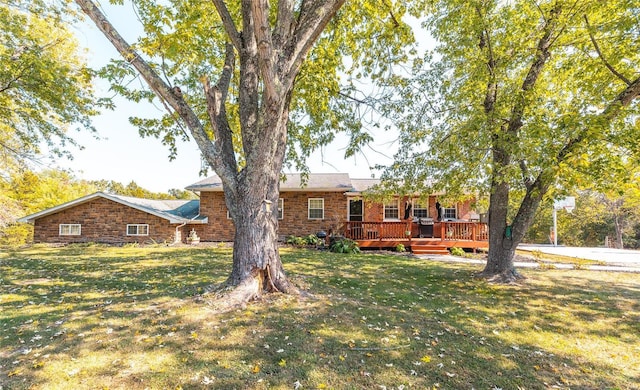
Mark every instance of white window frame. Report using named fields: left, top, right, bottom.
left=126, top=224, right=149, bottom=236
left=277, top=198, right=284, bottom=220
left=384, top=200, right=400, bottom=221
left=413, top=200, right=429, bottom=219
left=443, top=206, right=457, bottom=220
left=59, top=224, right=81, bottom=236
left=308, top=198, right=324, bottom=220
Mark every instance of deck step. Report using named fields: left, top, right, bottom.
left=411, top=245, right=450, bottom=255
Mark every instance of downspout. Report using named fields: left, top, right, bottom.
left=174, top=191, right=202, bottom=244
left=174, top=214, right=202, bottom=244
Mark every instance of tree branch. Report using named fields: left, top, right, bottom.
left=519, top=159, right=533, bottom=190
left=506, top=4, right=562, bottom=134
left=203, top=43, right=239, bottom=186
left=210, top=0, right=242, bottom=51
left=602, top=76, right=640, bottom=120
left=251, top=0, right=280, bottom=100
left=583, top=14, right=631, bottom=86
left=475, top=5, right=497, bottom=115
left=73, top=0, right=221, bottom=177
left=284, top=0, right=346, bottom=91
left=275, top=0, right=296, bottom=47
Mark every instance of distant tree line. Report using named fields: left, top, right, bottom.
left=524, top=189, right=640, bottom=250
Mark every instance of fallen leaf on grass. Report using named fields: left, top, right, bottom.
left=8, top=369, right=21, bottom=377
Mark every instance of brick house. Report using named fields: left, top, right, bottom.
left=19, top=173, right=480, bottom=246
left=18, top=192, right=205, bottom=244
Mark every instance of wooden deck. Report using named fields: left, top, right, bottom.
left=344, top=221, right=489, bottom=253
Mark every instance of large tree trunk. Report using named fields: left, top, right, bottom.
left=223, top=115, right=294, bottom=300
left=225, top=201, right=293, bottom=303
left=73, top=0, right=345, bottom=307
left=482, top=171, right=522, bottom=282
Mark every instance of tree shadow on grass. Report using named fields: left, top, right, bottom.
left=1, top=246, right=638, bottom=389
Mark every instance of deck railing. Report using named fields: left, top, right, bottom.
left=344, top=221, right=489, bottom=242
left=442, top=221, right=489, bottom=241
left=345, top=221, right=411, bottom=240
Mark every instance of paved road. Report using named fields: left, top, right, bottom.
left=417, top=245, right=640, bottom=273
left=518, top=244, right=640, bottom=267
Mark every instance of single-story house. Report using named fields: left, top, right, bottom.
left=17, top=192, right=206, bottom=244
left=19, top=173, right=488, bottom=252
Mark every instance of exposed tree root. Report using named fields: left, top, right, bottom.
left=196, top=274, right=308, bottom=314
left=477, top=268, right=527, bottom=284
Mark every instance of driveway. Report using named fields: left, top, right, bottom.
left=416, top=245, right=640, bottom=273
left=518, top=244, right=640, bottom=267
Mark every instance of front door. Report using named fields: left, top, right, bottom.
left=349, top=199, right=363, bottom=221
left=348, top=199, right=363, bottom=239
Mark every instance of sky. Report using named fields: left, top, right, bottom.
left=52, top=2, right=397, bottom=193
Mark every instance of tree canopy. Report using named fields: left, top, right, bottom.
left=90, top=0, right=417, bottom=172
left=0, top=1, right=102, bottom=175
left=76, top=0, right=418, bottom=302
left=376, top=0, right=640, bottom=279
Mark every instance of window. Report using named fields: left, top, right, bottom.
left=384, top=200, right=400, bottom=220
left=308, top=198, right=324, bottom=219
left=127, top=224, right=149, bottom=236
left=59, top=224, right=81, bottom=236
left=277, top=198, right=284, bottom=220
left=443, top=207, right=457, bottom=220
left=413, top=201, right=429, bottom=218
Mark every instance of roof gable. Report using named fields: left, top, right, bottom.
left=18, top=192, right=204, bottom=224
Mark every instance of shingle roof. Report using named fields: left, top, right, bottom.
left=186, top=173, right=357, bottom=192
left=108, top=194, right=202, bottom=220
left=18, top=192, right=205, bottom=224
left=349, top=178, right=381, bottom=192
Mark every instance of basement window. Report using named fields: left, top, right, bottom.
left=126, top=224, right=149, bottom=236
left=59, top=224, right=81, bottom=236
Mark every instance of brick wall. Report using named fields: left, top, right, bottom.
left=197, top=191, right=350, bottom=241
left=193, top=192, right=476, bottom=242
left=190, top=192, right=235, bottom=241
left=33, top=198, right=178, bottom=244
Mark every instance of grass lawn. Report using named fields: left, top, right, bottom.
left=1, top=244, right=639, bottom=390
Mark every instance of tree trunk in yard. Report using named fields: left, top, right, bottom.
left=222, top=116, right=295, bottom=301
left=482, top=167, right=548, bottom=282
left=482, top=174, right=522, bottom=282
left=75, top=0, right=345, bottom=306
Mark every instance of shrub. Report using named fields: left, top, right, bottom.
left=330, top=238, right=360, bottom=254
left=395, top=244, right=406, bottom=252
left=0, top=223, right=32, bottom=246
left=450, top=247, right=465, bottom=256
left=303, top=234, right=323, bottom=246
left=285, top=235, right=306, bottom=246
